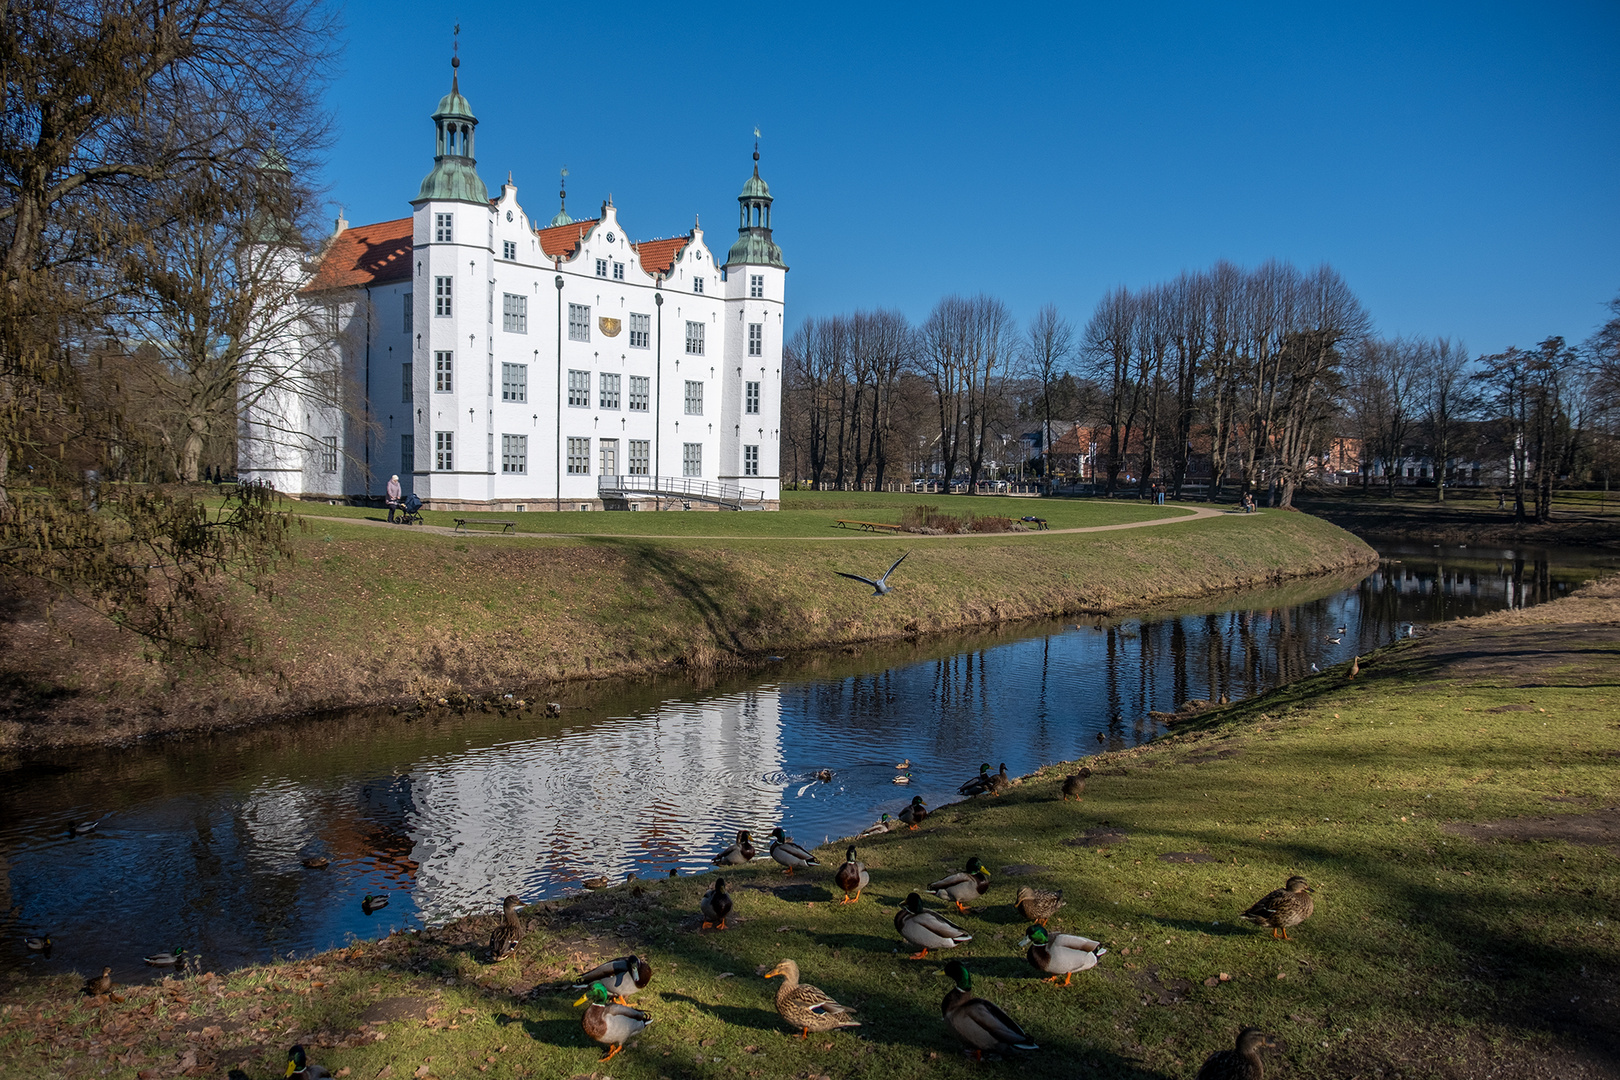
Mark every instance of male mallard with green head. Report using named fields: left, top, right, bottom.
left=763, top=959, right=861, bottom=1039
left=895, top=892, right=972, bottom=958
left=1239, top=875, right=1314, bottom=940
left=859, top=813, right=895, bottom=837
left=1061, top=767, right=1091, bottom=801
left=1018, top=925, right=1105, bottom=985
left=573, top=954, right=653, bottom=1004
left=898, top=796, right=929, bottom=830
left=712, top=829, right=757, bottom=866
left=928, top=856, right=990, bottom=912
left=361, top=893, right=388, bottom=915
left=1013, top=886, right=1064, bottom=925
left=285, top=1043, right=332, bottom=1079
left=574, top=981, right=652, bottom=1063
left=1197, top=1027, right=1273, bottom=1079
left=143, top=947, right=185, bottom=966
left=488, top=895, right=523, bottom=962
left=768, top=828, right=818, bottom=874
left=941, top=959, right=1038, bottom=1061
left=958, top=763, right=993, bottom=797
left=701, top=877, right=733, bottom=930
left=835, top=846, right=869, bottom=904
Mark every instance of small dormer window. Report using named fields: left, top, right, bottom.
left=613, top=261, right=625, bottom=280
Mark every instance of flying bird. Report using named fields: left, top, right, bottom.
left=834, top=551, right=910, bottom=597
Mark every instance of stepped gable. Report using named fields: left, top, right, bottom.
left=303, top=218, right=413, bottom=292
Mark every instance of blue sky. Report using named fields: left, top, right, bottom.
left=317, top=1, right=1619, bottom=355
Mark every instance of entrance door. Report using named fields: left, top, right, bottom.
left=599, top=439, right=619, bottom=478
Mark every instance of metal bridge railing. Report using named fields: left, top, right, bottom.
left=597, top=475, right=765, bottom=508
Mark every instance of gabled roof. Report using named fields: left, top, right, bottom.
left=632, top=234, right=691, bottom=278
left=537, top=218, right=600, bottom=260
left=303, top=217, right=413, bottom=292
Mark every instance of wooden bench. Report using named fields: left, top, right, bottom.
left=833, top=519, right=904, bottom=533
left=453, top=518, right=516, bottom=534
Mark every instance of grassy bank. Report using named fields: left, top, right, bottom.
left=1295, top=486, right=1620, bottom=549
left=2, top=575, right=1614, bottom=1079
left=0, top=496, right=1373, bottom=750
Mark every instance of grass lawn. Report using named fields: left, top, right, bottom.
left=3, top=577, right=1615, bottom=1079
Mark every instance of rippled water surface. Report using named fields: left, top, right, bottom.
left=2, top=543, right=1611, bottom=981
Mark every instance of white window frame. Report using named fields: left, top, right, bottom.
left=746, top=380, right=760, bottom=415
left=685, top=320, right=704, bottom=356
left=748, top=322, right=762, bottom=357
left=749, top=274, right=764, bottom=298
left=567, top=369, right=590, bottom=408
left=501, top=433, right=527, bottom=474
left=320, top=435, right=338, bottom=474
left=435, top=276, right=452, bottom=316
left=692, top=275, right=704, bottom=294
left=629, top=313, right=650, bottom=349
left=435, top=213, right=453, bottom=243
left=501, top=362, right=527, bottom=403
left=612, top=261, right=625, bottom=280
left=684, top=379, right=703, bottom=416
left=435, top=431, right=453, bottom=471
left=599, top=372, right=620, bottom=410
left=502, top=240, right=516, bottom=260
left=567, top=436, right=590, bottom=475
left=599, top=438, right=619, bottom=476
left=682, top=442, right=702, bottom=478
left=744, top=444, right=759, bottom=477
left=502, top=293, right=527, bottom=333
left=435, top=351, right=453, bottom=393
left=569, top=303, right=591, bottom=342
left=628, top=439, right=650, bottom=476
left=595, top=258, right=608, bottom=278
left=628, top=374, right=649, bottom=412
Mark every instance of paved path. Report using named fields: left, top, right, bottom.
left=330, top=503, right=1239, bottom=541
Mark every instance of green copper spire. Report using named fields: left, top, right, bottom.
left=548, top=166, right=574, bottom=227
left=416, top=36, right=488, bottom=204
left=725, top=135, right=786, bottom=270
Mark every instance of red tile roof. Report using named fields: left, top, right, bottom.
left=632, top=234, right=691, bottom=278
left=537, top=218, right=600, bottom=261
left=303, top=217, right=414, bottom=292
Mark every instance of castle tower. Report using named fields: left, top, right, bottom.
left=720, top=139, right=786, bottom=502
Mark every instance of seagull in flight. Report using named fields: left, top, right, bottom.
left=835, top=551, right=911, bottom=597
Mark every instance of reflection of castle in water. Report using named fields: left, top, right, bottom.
left=403, top=690, right=785, bottom=921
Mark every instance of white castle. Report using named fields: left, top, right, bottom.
left=238, top=55, right=786, bottom=511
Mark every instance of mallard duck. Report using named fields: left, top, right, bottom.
left=574, top=981, right=652, bottom=1063
left=582, top=876, right=610, bottom=889
left=361, top=893, right=388, bottom=915
left=1018, top=925, right=1104, bottom=985
left=1014, top=886, right=1065, bottom=925
left=835, top=847, right=869, bottom=904
left=24, top=935, right=51, bottom=951
left=143, top=948, right=186, bottom=966
left=285, top=1043, right=333, bottom=1079
left=958, top=763, right=994, bottom=796
left=301, top=856, right=330, bottom=869
left=712, top=829, right=757, bottom=866
left=895, top=892, right=972, bottom=958
left=892, top=774, right=912, bottom=785
left=1061, top=767, right=1091, bottom=802
left=1196, top=1027, right=1273, bottom=1079
left=987, top=763, right=1013, bottom=795
left=816, top=769, right=834, bottom=782
left=768, top=828, right=818, bottom=874
left=82, top=967, right=113, bottom=996
left=859, top=813, right=895, bottom=837
left=941, top=959, right=1039, bottom=1060
left=898, top=796, right=929, bottom=830
left=928, top=856, right=990, bottom=912
left=67, top=818, right=101, bottom=837
left=573, top=954, right=653, bottom=1003
left=1239, top=876, right=1314, bottom=940
left=764, top=959, right=861, bottom=1038
left=488, top=895, right=523, bottom=961
left=895, top=759, right=912, bottom=770
left=701, top=877, right=733, bottom=930
left=1348, top=655, right=1360, bottom=679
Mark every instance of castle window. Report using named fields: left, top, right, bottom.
left=567, top=369, right=589, bottom=407
left=402, top=291, right=413, bottom=331
left=501, top=363, right=527, bottom=403
left=401, top=434, right=414, bottom=474
left=684, top=380, right=703, bottom=416
left=628, top=375, right=649, bottom=412
left=501, top=434, right=527, bottom=474
left=567, top=437, right=590, bottom=474
left=435, top=213, right=453, bottom=242
left=692, top=276, right=705, bottom=294
left=321, top=436, right=338, bottom=474
left=435, top=431, right=453, bottom=471
left=599, top=372, right=620, bottom=410
left=435, top=351, right=453, bottom=392
left=683, top=442, right=702, bottom=477
left=568, top=303, right=591, bottom=342
left=503, top=240, right=516, bottom=260
left=750, top=274, right=764, bottom=298
left=748, top=323, right=762, bottom=357
left=613, top=261, right=625, bottom=280
left=596, top=259, right=608, bottom=278
left=744, top=444, right=759, bottom=477
left=628, top=439, right=650, bottom=476
left=629, top=313, right=650, bottom=348
left=502, top=293, right=527, bottom=333
left=402, top=362, right=413, bottom=402
left=746, top=380, right=760, bottom=415
left=435, top=276, right=452, bottom=316
left=685, top=320, right=704, bottom=356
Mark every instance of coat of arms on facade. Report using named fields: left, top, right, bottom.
left=599, top=317, right=622, bottom=337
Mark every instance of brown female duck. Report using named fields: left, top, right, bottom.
left=763, top=959, right=861, bottom=1039
left=1239, top=876, right=1314, bottom=940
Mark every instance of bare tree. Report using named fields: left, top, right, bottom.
left=1413, top=337, right=1473, bottom=501
left=1082, top=286, right=1138, bottom=492
left=1019, top=304, right=1073, bottom=490
left=1347, top=336, right=1420, bottom=493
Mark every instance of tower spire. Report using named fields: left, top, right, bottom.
left=451, top=23, right=461, bottom=92
left=549, top=166, right=573, bottom=227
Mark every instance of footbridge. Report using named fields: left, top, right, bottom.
left=597, top=475, right=767, bottom=510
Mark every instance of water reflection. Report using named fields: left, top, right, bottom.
left=0, top=544, right=1610, bottom=981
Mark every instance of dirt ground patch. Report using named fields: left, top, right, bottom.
left=1442, top=807, right=1620, bottom=855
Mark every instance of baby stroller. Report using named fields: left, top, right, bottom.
left=397, top=491, right=424, bottom=526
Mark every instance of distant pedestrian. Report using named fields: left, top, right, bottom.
left=1497, top=491, right=1506, bottom=510
left=386, top=474, right=403, bottom=523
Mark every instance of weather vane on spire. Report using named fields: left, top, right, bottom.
left=452, top=23, right=461, bottom=72
left=753, top=126, right=761, bottom=171
left=559, top=166, right=569, bottom=211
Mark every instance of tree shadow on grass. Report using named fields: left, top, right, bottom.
left=661, top=990, right=781, bottom=1033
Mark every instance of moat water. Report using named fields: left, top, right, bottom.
left=2, top=543, right=1612, bottom=981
